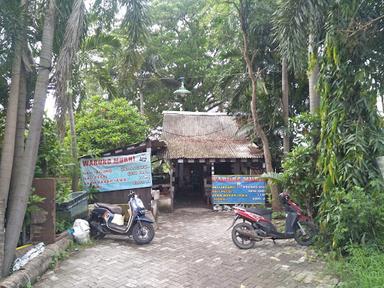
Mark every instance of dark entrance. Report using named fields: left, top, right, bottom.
left=175, top=162, right=206, bottom=207
left=214, top=162, right=233, bottom=175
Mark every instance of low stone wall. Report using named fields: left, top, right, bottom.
left=0, top=236, right=71, bottom=288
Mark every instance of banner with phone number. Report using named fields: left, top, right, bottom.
left=212, top=175, right=266, bottom=204
left=80, top=152, right=152, bottom=192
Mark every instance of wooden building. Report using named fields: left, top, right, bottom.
left=161, top=111, right=265, bottom=208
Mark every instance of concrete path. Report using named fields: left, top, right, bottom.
left=34, top=208, right=338, bottom=288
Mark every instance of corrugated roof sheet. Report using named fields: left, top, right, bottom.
left=161, top=111, right=263, bottom=159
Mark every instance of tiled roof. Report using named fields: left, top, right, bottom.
left=161, top=111, right=263, bottom=159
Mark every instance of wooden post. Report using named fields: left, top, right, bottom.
left=31, top=178, right=56, bottom=244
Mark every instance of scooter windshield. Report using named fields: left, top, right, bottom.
left=131, top=196, right=145, bottom=210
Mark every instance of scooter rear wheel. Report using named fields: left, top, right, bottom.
left=231, top=222, right=255, bottom=249
left=132, top=222, right=155, bottom=245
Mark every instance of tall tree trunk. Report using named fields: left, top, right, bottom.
left=8, top=64, right=28, bottom=222
left=0, top=0, right=28, bottom=274
left=2, top=0, right=56, bottom=276
left=308, top=33, right=320, bottom=114
left=381, top=95, right=384, bottom=115
left=68, top=94, right=79, bottom=192
left=137, top=79, right=144, bottom=114
left=0, top=51, right=21, bottom=279
left=282, top=58, right=290, bottom=154
left=238, top=3, right=280, bottom=211
left=139, top=88, right=144, bottom=114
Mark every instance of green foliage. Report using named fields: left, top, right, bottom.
left=261, top=146, right=321, bottom=217
left=56, top=180, right=72, bottom=204
left=75, top=0, right=150, bottom=109
left=272, top=211, right=285, bottom=220
left=273, top=0, right=327, bottom=73
left=0, top=0, right=23, bottom=108
left=49, top=249, right=70, bottom=270
left=87, top=186, right=100, bottom=202
left=55, top=216, right=72, bottom=234
left=35, top=117, right=69, bottom=178
left=76, top=96, right=149, bottom=156
left=24, top=192, right=45, bottom=229
left=26, top=194, right=45, bottom=214
left=136, top=0, right=234, bottom=121
left=152, top=157, right=170, bottom=174
left=262, top=113, right=322, bottom=216
left=280, top=114, right=321, bottom=216
left=23, top=281, right=32, bottom=288
left=319, top=187, right=384, bottom=252
left=281, top=145, right=321, bottom=216
left=123, top=0, right=149, bottom=46
left=329, top=246, right=384, bottom=288
left=213, top=0, right=289, bottom=162
left=316, top=0, right=384, bottom=252
left=78, top=31, right=123, bottom=100
left=289, top=113, right=320, bottom=145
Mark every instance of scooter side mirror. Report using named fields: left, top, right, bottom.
left=127, top=191, right=135, bottom=201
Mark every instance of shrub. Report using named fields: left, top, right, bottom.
left=76, top=96, right=150, bottom=156
left=318, top=186, right=384, bottom=252
left=270, top=113, right=322, bottom=217
left=330, top=246, right=384, bottom=287
left=281, top=145, right=322, bottom=217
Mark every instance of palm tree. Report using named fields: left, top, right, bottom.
left=55, top=0, right=85, bottom=135
left=281, top=57, right=289, bottom=154
left=54, top=0, right=85, bottom=192
left=68, top=93, right=79, bottom=192
left=273, top=0, right=327, bottom=114
left=2, top=0, right=57, bottom=275
left=0, top=0, right=28, bottom=274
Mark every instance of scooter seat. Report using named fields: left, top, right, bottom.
left=246, top=208, right=272, bottom=217
left=95, top=203, right=122, bottom=214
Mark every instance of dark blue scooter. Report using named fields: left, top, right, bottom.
left=89, top=192, right=155, bottom=244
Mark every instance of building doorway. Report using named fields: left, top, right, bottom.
left=175, top=162, right=206, bottom=207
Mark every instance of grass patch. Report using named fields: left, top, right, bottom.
left=49, top=249, right=69, bottom=270
left=328, top=246, right=384, bottom=288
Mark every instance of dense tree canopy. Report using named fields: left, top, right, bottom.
left=76, top=96, right=149, bottom=156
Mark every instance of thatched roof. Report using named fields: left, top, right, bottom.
left=161, top=111, right=263, bottom=159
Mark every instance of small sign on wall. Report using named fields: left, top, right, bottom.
left=211, top=175, right=266, bottom=204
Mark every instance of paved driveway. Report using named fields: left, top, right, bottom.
left=34, top=207, right=337, bottom=288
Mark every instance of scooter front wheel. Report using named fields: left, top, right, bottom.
left=132, top=222, right=155, bottom=245
left=89, top=221, right=106, bottom=240
left=294, top=221, right=318, bottom=246
left=231, top=222, right=255, bottom=249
